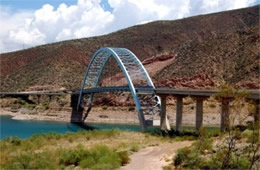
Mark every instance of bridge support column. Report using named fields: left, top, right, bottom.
left=176, top=96, right=184, bottom=132
left=220, top=98, right=231, bottom=132
left=194, top=97, right=207, bottom=131
left=36, top=95, right=40, bottom=104
left=70, top=94, right=84, bottom=123
left=160, top=95, right=171, bottom=131
left=138, top=110, right=146, bottom=132
left=48, top=95, right=52, bottom=102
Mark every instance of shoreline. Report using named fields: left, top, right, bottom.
left=0, top=106, right=253, bottom=127
left=0, top=107, right=140, bottom=125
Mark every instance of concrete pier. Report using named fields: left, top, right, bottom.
left=70, top=94, right=84, bottom=123
left=160, top=95, right=171, bottom=131
left=194, top=97, right=206, bottom=131
left=176, top=96, right=184, bottom=132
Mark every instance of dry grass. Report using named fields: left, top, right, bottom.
left=0, top=130, right=172, bottom=168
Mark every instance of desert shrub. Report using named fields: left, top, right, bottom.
left=59, top=145, right=123, bottom=169
left=184, top=151, right=205, bottom=168
left=24, top=103, right=37, bottom=110
left=17, top=98, right=26, bottom=105
left=11, top=137, right=22, bottom=146
left=208, top=102, right=216, bottom=108
left=59, top=145, right=90, bottom=166
left=4, top=151, right=57, bottom=169
left=174, top=146, right=191, bottom=166
left=92, top=129, right=120, bottom=138
left=68, top=136, right=74, bottom=143
left=195, top=128, right=213, bottom=153
left=118, top=151, right=130, bottom=165
left=130, top=143, right=140, bottom=152
left=174, top=146, right=205, bottom=168
left=44, top=132, right=63, bottom=140
left=29, top=152, right=57, bottom=169
left=203, top=150, right=251, bottom=169
left=7, top=153, right=31, bottom=169
left=89, top=145, right=121, bottom=169
left=79, top=157, right=95, bottom=168
left=173, top=126, right=256, bottom=169
left=41, top=101, right=50, bottom=109
left=162, top=165, right=172, bottom=170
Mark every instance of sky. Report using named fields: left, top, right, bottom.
left=0, top=0, right=259, bottom=53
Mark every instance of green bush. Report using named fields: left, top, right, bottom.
left=203, top=151, right=251, bottom=169
left=79, top=157, right=95, bottom=168
left=162, top=165, right=172, bottom=170
left=83, top=129, right=120, bottom=139
left=89, top=145, right=121, bottom=169
left=208, top=102, right=216, bottom=108
left=45, top=132, right=63, bottom=140
left=10, top=136, right=22, bottom=146
left=196, top=128, right=213, bottom=153
left=130, top=143, right=140, bottom=152
left=174, top=146, right=205, bottom=169
left=59, top=145, right=124, bottom=169
left=7, top=153, right=31, bottom=169
left=174, top=147, right=191, bottom=166
left=5, top=152, right=57, bottom=169
left=59, top=145, right=90, bottom=166
left=17, top=98, right=26, bottom=105
left=24, top=103, right=37, bottom=110
left=235, top=156, right=250, bottom=169
left=118, top=151, right=130, bottom=165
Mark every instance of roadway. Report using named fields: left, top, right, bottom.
left=0, top=86, right=259, bottom=100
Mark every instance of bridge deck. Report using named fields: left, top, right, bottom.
left=0, top=87, right=259, bottom=100
left=155, top=88, right=260, bottom=100
left=82, top=86, right=154, bottom=94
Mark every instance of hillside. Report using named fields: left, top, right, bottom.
left=0, top=5, right=259, bottom=92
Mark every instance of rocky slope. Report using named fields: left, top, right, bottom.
left=0, top=5, right=259, bottom=92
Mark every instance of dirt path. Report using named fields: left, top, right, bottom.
left=121, top=141, right=193, bottom=170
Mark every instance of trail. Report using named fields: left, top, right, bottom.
left=121, top=141, right=193, bottom=170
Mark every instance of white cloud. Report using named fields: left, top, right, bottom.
left=0, top=0, right=257, bottom=53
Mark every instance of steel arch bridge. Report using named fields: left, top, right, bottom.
left=77, top=47, right=170, bottom=131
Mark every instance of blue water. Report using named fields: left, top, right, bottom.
left=0, top=115, right=141, bottom=139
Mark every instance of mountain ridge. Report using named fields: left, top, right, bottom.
left=0, top=5, right=259, bottom=92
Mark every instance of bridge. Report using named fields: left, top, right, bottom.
left=1, top=47, right=259, bottom=132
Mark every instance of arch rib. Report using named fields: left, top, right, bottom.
left=78, top=47, right=169, bottom=131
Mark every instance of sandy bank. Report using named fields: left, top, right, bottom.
left=0, top=105, right=253, bottom=126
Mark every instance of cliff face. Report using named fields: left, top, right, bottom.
left=0, top=5, right=259, bottom=92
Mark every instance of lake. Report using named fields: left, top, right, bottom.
left=0, top=115, right=141, bottom=139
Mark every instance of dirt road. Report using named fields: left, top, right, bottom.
left=121, top=141, right=193, bottom=170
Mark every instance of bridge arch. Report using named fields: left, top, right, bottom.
left=78, top=47, right=168, bottom=130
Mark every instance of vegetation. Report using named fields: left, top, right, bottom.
left=0, top=129, right=171, bottom=169
left=0, top=127, right=217, bottom=169
left=172, top=86, right=259, bottom=169
left=173, top=125, right=259, bottom=169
